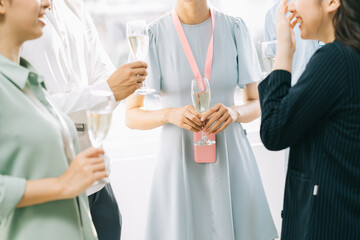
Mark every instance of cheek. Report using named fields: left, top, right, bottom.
left=14, top=12, right=43, bottom=40
left=305, top=11, right=322, bottom=29
left=300, top=13, right=321, bottom=39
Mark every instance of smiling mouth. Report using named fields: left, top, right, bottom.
left=38, top=18, right=46, bottom=26
left=38, top=11, right=46, bottom=26
left=296, top=17, right=303, bottom=24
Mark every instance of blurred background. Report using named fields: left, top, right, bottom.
left=83, top=0, right=284, bottom=239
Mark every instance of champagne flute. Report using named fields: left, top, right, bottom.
left=261, top=40, right=277, bottom=78
left=127, top=20, right=156, bottom=95
left=86, top=90, right=114, bottom=184
left=191, top=78, right=215, bottom=146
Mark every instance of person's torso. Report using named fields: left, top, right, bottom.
left=0, top=70, right=96, bottom=240
left=283, top=41, right=360, bottom=240
left=150, top=11, right=243, bottom=109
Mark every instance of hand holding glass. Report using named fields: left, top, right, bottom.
left=191, top=78, right=215, bottom=146
left=127, top=20, right=155, bottom=95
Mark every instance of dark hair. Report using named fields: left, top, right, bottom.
left=333, top=0, right=360, bottom=52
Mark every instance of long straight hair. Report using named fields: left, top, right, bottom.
left=333, top=0, right=360, bottom=52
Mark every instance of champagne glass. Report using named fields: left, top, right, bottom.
left=87, top=91, right=114, bottom=148
left=191, top=78, right=215, bottom=146
left=127, top=20, right=156, bottom=95
left=261, top=40, right=277, bottom=78
left=87, top=90, right=114, bottom=183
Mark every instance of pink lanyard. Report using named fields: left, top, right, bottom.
left=171, top=9, right=215, bottom=91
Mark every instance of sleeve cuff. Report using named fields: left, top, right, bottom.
left=0, top=175, right=26, bottom=219
left=89, top=80, right=116, bottom=104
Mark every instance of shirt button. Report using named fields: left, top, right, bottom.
left=61, top=31, right=65, bottom=36
left=29, top=72, right=37, bottom=79
left=29, top=73, right=38, bottom=84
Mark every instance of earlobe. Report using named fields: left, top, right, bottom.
left=0, top=2, right=5, bottom=15
left=0, top=0, right=7, bottom=15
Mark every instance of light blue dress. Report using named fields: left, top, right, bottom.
left=144, top=10, right=278, bottom=240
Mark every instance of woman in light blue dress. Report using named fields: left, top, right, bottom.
left=125, top=0, right=278, bottom=239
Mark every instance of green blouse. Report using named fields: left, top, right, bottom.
left=0, top=55, right=97, bottom=240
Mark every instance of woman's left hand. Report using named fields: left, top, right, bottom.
left=201, top=103, right=238, bottom=134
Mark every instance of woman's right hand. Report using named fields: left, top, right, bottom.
left=168, top=105, right=203, bottom=132
left=273, top=0, right=299, bottom=72
left=57, top=148, right=107, bottom=199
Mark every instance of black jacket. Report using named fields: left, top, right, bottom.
left=258, top=41, right=360, bottom=239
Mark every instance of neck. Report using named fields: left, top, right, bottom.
left=175, top=0, right=210, bottom=25
left=319, top=16, right=336, bottom=44
left=0, top=28, right=22, bottom=64
left=320, top=27, right=336, bottom=44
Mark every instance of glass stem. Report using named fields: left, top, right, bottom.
left=201, top=122, right=207, bottom=140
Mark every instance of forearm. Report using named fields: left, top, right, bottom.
left=231, top=99, right=261, bottom=123
left=17, top=178, right=66, bottom=208
left=125, top=107, right=171, bottom=130
left=274, top=48, right=293, bottom=73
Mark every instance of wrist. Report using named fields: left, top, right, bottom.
left=229, top=106, right=240, bottom=122
left=274, top=48, right=294, bottom=72
left=106, top=79, right=119, bottom=101
left=277, top=47, right=294, bottom=59
left=163, top=108, right=173, bottom=125
left=55, top=176, right=71, bottom=200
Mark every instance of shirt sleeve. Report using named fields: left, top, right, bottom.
left=145, top=26, right=162, bottom=95
left=0, top=175, right=26, bottom=221
left=264, top=4, right=278, bottom=42
left=234, top=18, right=262, bottom=88
left=21, top=11, right=116, bottom=114
left=83, top=5, right=116, bottom=87
left=47, top=82, right=116, bottom=114
left=258, top=44, right=347, bottom=151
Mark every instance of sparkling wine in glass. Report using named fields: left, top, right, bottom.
left=87, top=90, right=114, bottom=184
left=87, top=111, right=112, bottom=148
left=261, top=40, right=277, bottom=78
left=128, top=35, right=149, bottom=62
left=191, top=78, right=215, bottom=146
left=127, top=20, right=155, bottom=95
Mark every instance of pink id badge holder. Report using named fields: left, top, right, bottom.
left=194, top=132, right=216, bottom=163
left=172, top=8, right=217, bottom=163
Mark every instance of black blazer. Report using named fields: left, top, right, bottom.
left=258, top=41, right=360, bottom=240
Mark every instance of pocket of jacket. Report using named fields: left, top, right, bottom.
left=282, top=169, right=314, bottom=240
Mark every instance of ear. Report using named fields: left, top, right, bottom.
left=327, top=0, right=341, bottom=13
left=0, top=1, right=5, bottom=15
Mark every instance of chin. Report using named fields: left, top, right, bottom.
left=300, top=30, right=311, bottom=40
left=27, top=30, right=44, bottom=41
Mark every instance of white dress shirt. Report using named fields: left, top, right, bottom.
left=22, top=0, right=116, bottom=114
left=21, top=0, right=115, bottom=196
